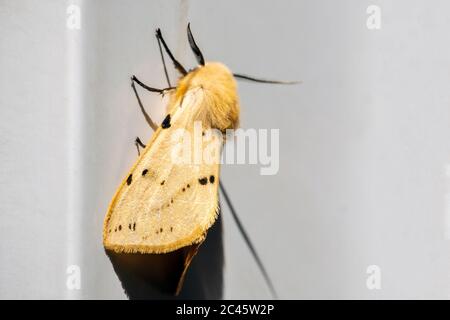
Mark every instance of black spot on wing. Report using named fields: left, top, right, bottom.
left=209, top=175, right=215, bottom=184
left=126, top=174, right=132, bottom=185
left=142, top=169, right=148, bottom=176
left=199, top=177, right=208, bottom=185
left=161, top=114, right=171, bottom=129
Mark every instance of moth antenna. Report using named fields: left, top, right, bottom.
left=156, top=30, right=172, bottom=87
left=187, top=23, right=205, bottom=66
left=155, top=28, right=188, bottom=75
left=233, top=73, right=300, bottom=85
left=219, top=181, right=279, bottom=299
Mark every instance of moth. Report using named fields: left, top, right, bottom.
left=103, top=24, right=295, bottom=297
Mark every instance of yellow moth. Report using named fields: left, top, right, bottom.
left=103, top=24, right=295, bottom=296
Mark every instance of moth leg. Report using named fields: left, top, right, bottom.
left=155, top=28, right=187, bottom=76
left=134, top=136, right=146, bottom=156
left=131, top=75, right=174, bottom=95
left=130, top=77, right=164, bottom=131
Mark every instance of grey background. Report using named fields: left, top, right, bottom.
left=1, top=0, right=450, bottom=299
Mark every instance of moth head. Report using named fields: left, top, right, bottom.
left=172, top=24, right=297, bottom=131
left=176, top=62, right=240, bottom=132
left=170, top=24, right=239, bottom=131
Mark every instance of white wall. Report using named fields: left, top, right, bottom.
left=1, top=0, right=450, bottom=299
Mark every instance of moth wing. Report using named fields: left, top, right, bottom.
left=103, top=87, right=222, bottom=254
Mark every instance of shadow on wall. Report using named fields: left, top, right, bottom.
left=106, top=211, right=224, bottom=299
